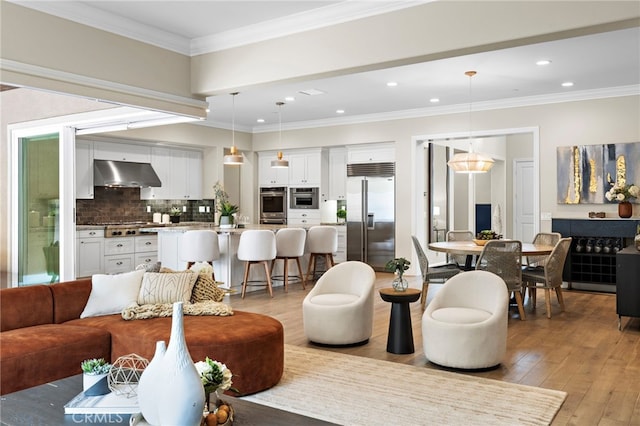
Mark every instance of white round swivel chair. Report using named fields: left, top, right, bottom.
left=422, top=270, right=509, bottom=369
left=305, top=226, right=338, bottom=281
left=302, top=261, right=375, bottom=346
left=180, top=230, right=220, bottom=279
left=237, top=230, right=277, bottom=298
left=270, top=228, right=307, bottom=291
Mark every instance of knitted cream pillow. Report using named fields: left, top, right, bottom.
left=138, top=271, right=198, bottom=305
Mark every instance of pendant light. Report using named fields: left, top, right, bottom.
left=223, top=92, right=244, bottom=165
left=271, top=102, right=289, bottom=168
left=447, top=71, right=494, bottom=173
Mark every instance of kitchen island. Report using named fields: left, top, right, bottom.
left=142, top=223, right=315, bottom=294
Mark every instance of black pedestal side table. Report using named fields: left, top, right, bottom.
left=379, top=288, right=421, bottom=354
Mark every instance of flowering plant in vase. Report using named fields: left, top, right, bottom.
left=605, top=182, right=639, bottom=202
left=385, top=257, right=410, bottom=291
left=195, top=357, right=239, bottom=396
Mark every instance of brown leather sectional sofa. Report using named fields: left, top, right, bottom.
left=0, top=278, right=284, bottom=396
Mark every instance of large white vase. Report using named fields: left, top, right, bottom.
left=156, top=302, right=205, bottom=426
left=138, top=340, right=166, bottom=425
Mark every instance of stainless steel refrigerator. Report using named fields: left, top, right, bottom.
left=346, top=162, right=395, bottom=271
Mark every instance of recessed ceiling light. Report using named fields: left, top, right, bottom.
left=536, top=59, right=552, bottom=66
left=285, top=96, right=295, bottom=102
left=336, top=109, right=345, bottom=114
left=387, top=81, right=398, bottom=87
left=430, top=98, right=440, bottom=103
left=205, top=107, right=211, bottom=113
left=561, top=81, right=574, bottom=87
left=257, top=118, right=265, bottom=123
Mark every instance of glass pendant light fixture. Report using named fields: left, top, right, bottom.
left=447, top=71, right=494, bottom=173
left=223, top=92, right=244, bottom=165
left=271, top=101, right=289, bottom=168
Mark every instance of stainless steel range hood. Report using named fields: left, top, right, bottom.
left=94, top=160, right=161, bottom=188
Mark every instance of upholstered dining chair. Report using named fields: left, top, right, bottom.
left=526, top=232, right=561, bottom=268
left=445, top=230, right=474, bottom=268
left=522, top=237, right=572, bottom=318
left=237, top=230, right=277, bottom=298
left=411, top=236, right=461, bottom=310
left=180, top=230, right=220, bottom=279
left=305, top=226, right=338, bottom=281
left=270, top=227, right=306, bottom=291
left=476, top=240, right=525, bottom=320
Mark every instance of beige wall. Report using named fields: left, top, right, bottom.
left=252, top=95, right=640, bottom=263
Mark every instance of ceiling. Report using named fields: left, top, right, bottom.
left=11, top=1, right=640, bottom=132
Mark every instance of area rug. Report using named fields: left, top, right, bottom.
left=242, top=345, right=566, bottom=425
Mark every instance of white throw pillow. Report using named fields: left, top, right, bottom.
left=81, top=270, right=145, bottom=318
left=138, top=271, right=198, bottom=305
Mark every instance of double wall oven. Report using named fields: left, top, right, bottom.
left=259, top=187, right=287, bottom=224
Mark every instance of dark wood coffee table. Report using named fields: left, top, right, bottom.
left=0, top=375, right=335, bottom=425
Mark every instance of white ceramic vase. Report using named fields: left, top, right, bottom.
left=156, top=302, right=205, bottom=426
left=138, top=340, right=166, bottom=425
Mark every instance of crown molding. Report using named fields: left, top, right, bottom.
left=190, top=1, right=427, bottom=55
left=251, top=85, right=640, bottom=133
left=10, top=0, right=193, bottom=55
left=10, top=1, right=426, bottom=56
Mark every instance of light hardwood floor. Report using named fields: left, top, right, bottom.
left=226, top=272, right=640, bottom=426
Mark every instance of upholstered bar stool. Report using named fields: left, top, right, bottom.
left=180, top=230, right=220, bottom=279
left=237, top=230, right=277, bottom=298
left=270, top=228, right=307, bottom=291
left=305, top=226, right=338, bottom=281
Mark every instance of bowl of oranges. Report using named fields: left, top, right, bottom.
left=203, top=399, right=233, bottom=426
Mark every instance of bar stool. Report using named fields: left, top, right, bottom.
left=180, top=230, right=220, bottom=279
left=305, top=226, right=338, bottom=281
left=237, top=230, right=277, bottom=298
left=270, top=228, right=307, bottom=291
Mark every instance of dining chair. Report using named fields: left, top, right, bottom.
left=522, top=237, right=572, bottom=318
left=445, top=230, right=474, bottom=269
left=411, top=236, right=461, bottom=310
left=475, top=240, right=525, bottom=320
left=526, top=232, right=561, bottom=268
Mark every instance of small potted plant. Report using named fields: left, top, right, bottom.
left=385, top=257, right=411, bottom=291
left=336, top=208, right=347, bottom=224
left=81, top=358, right=112, bottom=395
left=170, top=206, right=182, bottom=223
left=219, top=202, right=239, bottom=227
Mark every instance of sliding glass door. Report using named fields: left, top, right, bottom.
left=18, top=134, right=60, bottom=285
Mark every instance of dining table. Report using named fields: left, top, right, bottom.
left=428, top=240, right=554, bottom=270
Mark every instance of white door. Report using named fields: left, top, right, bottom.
left=514, top=159, right=535, bottom=242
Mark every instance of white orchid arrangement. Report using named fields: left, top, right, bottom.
left=194, top=357, right=238, bottom=395
left=605, top=182, right=640, bottom=203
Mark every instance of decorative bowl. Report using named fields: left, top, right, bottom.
left=473, top=239, right=489, bottom=246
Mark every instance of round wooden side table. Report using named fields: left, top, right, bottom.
left=378, top=288, right=421, bottom=354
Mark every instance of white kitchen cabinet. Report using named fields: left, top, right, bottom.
left=259, top=153, right=289, bottom=186
left=329, top=148, right=347, bottom=200
left=289, top=150, right=322, bottom=186
left=76, top=140, right=94, bottom=199
left=104, top=237, right=135, bottom=274
left=76, top=229, right=104, bottom=278
left=94, top=141, right=151, bottom=163
left=140, top=146, right=173, bottom=200
left=347, top=143, right=395, bottom=164
left=134, top=234, right=158, bottom=268
left=288, top=209, right=321, bottom=226
left=141, top=147, right=202, bottom=200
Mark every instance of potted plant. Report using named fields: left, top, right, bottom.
left=219, top=202, right=239, bottom=227
left=170, top=206, right=182, bottom=223
left=385, top=257, right=411, bottom=291
left=336, top=208, right=347, bottom=224
left=81, top=358, right=112, bottom=395
left=605, top=182, right=639, bottom=218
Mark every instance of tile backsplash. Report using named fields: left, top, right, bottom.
left=76, top=187, right=214, bottom=224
